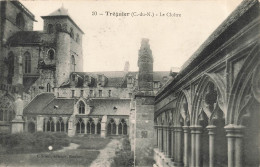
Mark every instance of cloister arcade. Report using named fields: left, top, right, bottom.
left=26, top=116, right=129, bottom=136
left=154, top=44, right=260, bottom=167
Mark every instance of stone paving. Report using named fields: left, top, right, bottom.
left=89, top=139, right=121, bottom=167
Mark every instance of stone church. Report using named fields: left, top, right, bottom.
left=0, top=1, right=259, bottom=167
left=0, top=1, right=173, bottom=137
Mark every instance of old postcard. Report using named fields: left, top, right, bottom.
left=0, top=0, right=259, bottom=167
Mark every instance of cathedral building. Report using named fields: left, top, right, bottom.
left=0, top=1, right=172, bottom=137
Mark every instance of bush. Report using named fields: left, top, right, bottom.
left=112, top=138, right=134, bottom=167
left=0, top=132, right=70, bottom=154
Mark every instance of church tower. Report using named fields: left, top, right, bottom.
left=138, top=38, right=154, bottom=91
left=41, top=6, right=84, bottom=86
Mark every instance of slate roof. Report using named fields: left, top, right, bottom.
left=90, top=99, right=130, bottom=116
left=41, top=98, right=75, bottom=115
left=7, top=31, right=43, bottom=45
left=24, top=93, right=55, bottom=115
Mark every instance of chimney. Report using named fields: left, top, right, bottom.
left=124, top=61, right=130, bottom=73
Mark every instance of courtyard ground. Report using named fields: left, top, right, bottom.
left=0, top=137, right=121, bottom=167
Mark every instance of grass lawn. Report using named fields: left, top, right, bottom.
left=0, top=136, right=112, bottom=167
left=71, top=136, right=111, bottom=150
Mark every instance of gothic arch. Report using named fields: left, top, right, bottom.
left=24, top=52, right=31, bottom=74
left=192, top=75, right=225, bottom=125
left=175, top=92, right=190, bottom=126
left=227, top=42, right=260, bottom=125
left=0, top=94, right=15, bottom=122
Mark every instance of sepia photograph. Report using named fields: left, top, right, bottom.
left=0, top=0, right=259, bottom=166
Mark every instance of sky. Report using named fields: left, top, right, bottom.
left=21, top=0, right=242, bottom=72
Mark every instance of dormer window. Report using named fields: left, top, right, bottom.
left=78, top=101, right=85, bottom=114
left=154, top=81, right=160, bottom=89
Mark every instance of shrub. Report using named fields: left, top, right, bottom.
left=0, top=132, right=70, bottom=154
left=112, top=138, right=134, bottom=167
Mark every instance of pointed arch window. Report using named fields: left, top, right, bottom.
left=56, top=117, right=65, bottom=132
left=48, top=49, right=55, bottom=60
left=76, top=118, right=85, bottom=134
left=107, top=119, right=116, bottom=135
left=16, top=13, right=25, bottom=29
left=47, top=117, right=55, bottom=132
left=7, top=52, right=14, bottom=84
left=79, top=101, right=85, bottom=114
left=24, top=52, right=31, bottom=74
left=118, top=119, right=127, bottom=135
left=97, top=119, right=101, bottom=134
left=87, top=118, right=95, bottom=134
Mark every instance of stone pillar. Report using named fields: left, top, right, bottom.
left=207, top=125, right=216, bottom=167
left=166, top=126, right=171, bottom=157
left=53, top=117, right=57, bottom=132
left=163, top=125, right=167, bottom=155
left=154, top=125, right=158, bottom=148
left=190, top=125, right=202, bottom=167
left=93, top=118, right=98, bottom=134
left=11, top=95, right=24, bottom=133
left=171, top=126, right=175, bottom=161
left=36, top=116, right=44, bottom=132
left=174, top=126, right=184, bottom=167
left=68, top=115, right=76, bottom=137
left=183, top=126, right=189, bottom=167
left=225, top=124, right=245, bottom=167
left=45, top=118, right=48, bottom=132
left=62, top=117, right=68, bottom=133
left=134, top=93, right=155, bottom=166
left=83, top=118, right=88, bottom=134
left=158, top=126, right=162, bottom=152
left=101, top=115, right=107, bottom=138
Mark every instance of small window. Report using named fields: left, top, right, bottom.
left=72, top=90, right=75, bottom=97
left=55, top=23, right=62, bottom=32
left=80, top=90, right=84, bottom=97
left=70, top=28, right=74, bottom=39
left=76, top=34, right=80, bottom=43
left=89, top=90, right=93, bottom=97
left=99, top=90, right=102, bottom=97
left=47, top=24, right=54, bottom=34
left=72, top=74, right=75, bottom=81
left=154, top=82, right=160, bottom=89
left=47, top=83, right=51, bottom=92
left=48, top=49, right=55, bottom=60
left=16, top=13, right=25, bottom=29
left=128, top=93, right=132, bottom=98
left=24, top=52, right=31, bottom=74
left=108, top=90, right=111, bottom=97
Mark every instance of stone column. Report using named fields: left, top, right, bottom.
left=163, top=125, right=167, bottom=155
left=190, top=125, right=203, bottom=167
left=225, top=124, right=245, bottom=167
left=45, top=118, right=48, bottom=132
left=62, top=117, right=68, bottom=133
left=83, top=118, right=88, bottom=134
left=158, top=126, right=162, bottom=152
left=207, top=125, right=216, bottom=167
left=174, top=126, right=184, bottom=167
left=166, top=126, right=171, bottom=157
left=101, top=115, right=107, bottom=138
left=53, top=117, right=57, bottom=132
left=154, top=125, right=158, bottom=148
left=183, top=126, right=190, bottom=167
left=93, top=118, right=98, bottom=134
left=171, top=126, right=175, bottom=161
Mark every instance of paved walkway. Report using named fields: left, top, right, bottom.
left=89, top=139, right=121, bottom=167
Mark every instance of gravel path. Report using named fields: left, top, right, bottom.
left=89, top=139, right=121, bottom=167
left=54, top=143, right=80, bottom=152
